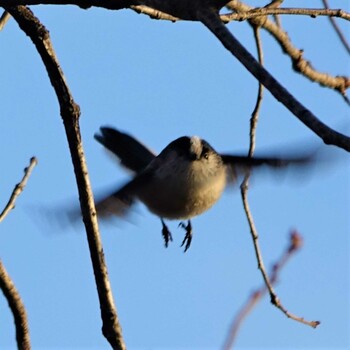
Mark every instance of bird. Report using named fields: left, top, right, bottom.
left=93, top=127, right=314, bottom=252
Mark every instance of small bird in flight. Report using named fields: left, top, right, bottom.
left=94, top=127, right=313, bottom=252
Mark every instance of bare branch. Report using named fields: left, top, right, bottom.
left=240, top=180, right=320, bottom=328
left=0, top=0, right=350, bottom=145
left=0, top=0, right=349, bottom=23
left=1, top=1, right=349, bottom=21
left=0, top=157, right=37, bottom=222
left=0, top=260, right=31, bottom=350
left=197, top=8, right=350, bottom=151
left=222, top=231, right=314, bottom=349
left=235, top=31, right=319, bottom=328
left=225, top=1, right=350, bottom=98
left=222, top=4, right=350, bottom=22
left=4, top=6, right=126, bottom=349
left=248, top=24, right=264, bottom=156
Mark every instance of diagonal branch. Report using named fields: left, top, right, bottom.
left=196, top=7, right=350, bottom=152
left=225, top=1, right=350, bottom=100
left=0, top=0, right=350, bottom=151
left=0, top=157, right=38, bottom=222
left=4, top=6, right=126, bottom=349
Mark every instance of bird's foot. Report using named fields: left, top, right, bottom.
left=161, top=219, right=173, bottom=248
left=179, top=220, right=192, bottom=253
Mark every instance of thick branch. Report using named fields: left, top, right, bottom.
left=197, top=8, right=350, bottom=151
left=4, top=6, right=126, bottom=349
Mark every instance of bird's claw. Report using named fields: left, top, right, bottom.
left=161, top=219, right=173, bottom=248
left=179, top=221, right=192, bottom=253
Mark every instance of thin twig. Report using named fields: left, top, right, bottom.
left=0, top=260, right=31, bottom=350
left=240, top=182, right=320, bottom=328
left=322, top=0, right=350, bottom=55
left=221, top=5, right=350, bottom=22
left=247, top=24, right=264, bottom=156
left=0, top=157, right=37, bottom=222
left=236, top=23, right=319, bottom=329
left=222, top=231, right=309, bottom=349
left=5, top=6, right=126, bottom=349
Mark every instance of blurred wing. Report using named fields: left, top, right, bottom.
left=221, top=153, right=315, bottom=182
left=95, top=170, right=154, bottom=218
left=94, top=127, right=156, bottom=173
left=95, top=186, right=135, bottom=218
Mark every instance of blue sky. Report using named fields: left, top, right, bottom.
left=0, top=1, right=349, bottom=349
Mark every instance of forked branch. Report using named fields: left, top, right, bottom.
left=222, top=231, right=317, bottom=349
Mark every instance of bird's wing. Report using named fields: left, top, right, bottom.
left=95, top=170, right=154, bottom=218
left=221, top=152, right=315, bottom=182
left=94, top=127, right=156, bottom=173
